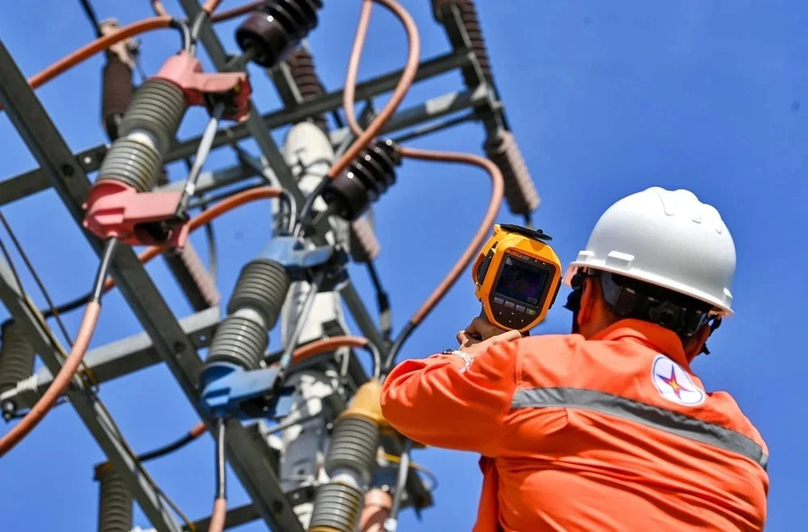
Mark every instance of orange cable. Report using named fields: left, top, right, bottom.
left=328, top=0, right=421, bottom=179
left=29, top=16, right=172, bottom=92
left=189, top=421, right=207, bottom=438
left=343, top=0, right=374, bottom=138
left=291, top=335, right=370, bottom=366
left=203, top=0, right=225, bottom=14
left=340, top=1, right=504, bottom=330
left=397, top=146, right=504, bottom=325
left=0, top=301, right=101, bottom=457
left=151, top=0, right=170, bottom=17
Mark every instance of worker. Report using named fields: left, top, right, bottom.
left=381, top=187, right=768, bottom=531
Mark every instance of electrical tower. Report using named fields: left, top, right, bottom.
left=0, top=1, right=540, bottom=530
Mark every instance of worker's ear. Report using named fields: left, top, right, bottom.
left=685, top=324, right=711, bottom=362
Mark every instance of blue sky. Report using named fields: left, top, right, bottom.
left=1, top=1, right=806, bottom=530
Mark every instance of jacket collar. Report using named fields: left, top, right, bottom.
left=591, top=319, right=691, bottom=370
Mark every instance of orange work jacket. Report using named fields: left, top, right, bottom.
left=380, top=319, right=769, bottom=531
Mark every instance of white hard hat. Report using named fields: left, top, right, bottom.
left=563, top=187, right=736, bottom=316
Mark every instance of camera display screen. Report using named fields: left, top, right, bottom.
left=494, top=255, right=550, bottom=306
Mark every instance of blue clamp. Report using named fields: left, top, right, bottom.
left=260, top=235, right=349, bottom=291
left=200, top=361, right=284, bottom=419
left=259, top=236, right=333, bottom=281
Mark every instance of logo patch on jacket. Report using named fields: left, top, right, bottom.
left=651, top=355, right=705, bottom=406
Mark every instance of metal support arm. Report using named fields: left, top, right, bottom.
left=1, top=308, right=220, bottom=413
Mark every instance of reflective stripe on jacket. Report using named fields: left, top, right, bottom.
left=380, top=319, right=768, bottom=531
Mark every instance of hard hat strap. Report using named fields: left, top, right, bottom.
left=564, top=267, right=722, bottom=353
left=563, top=269, right=586, bottom=333
left=597, top=271, right=712, bottom=338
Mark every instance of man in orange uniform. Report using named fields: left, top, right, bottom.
left=381, top=188, right=768, bottom=531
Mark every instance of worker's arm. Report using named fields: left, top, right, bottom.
left=380, top=332, right=521, bottom=456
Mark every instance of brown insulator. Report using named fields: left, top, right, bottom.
left=431, top=0, right=494, bottom=85
left=349, top=216, right=381, bottom=263
left=484, top=129, right=540, bottom=216
left=163, top=240, right=222, bottom=311
left=285, top=47, right=329, bottom=132
left=323, top=140, right=401, bottom=222
left=236, top=0, right=323, bottom=68
left=101, top=55, right=134, bottom=141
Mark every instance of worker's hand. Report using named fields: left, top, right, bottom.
left=460, top=316, right=510, bottom=343
left=457, top=317, right=520, bottom=355
left=456, top=323, right=521, bottom=358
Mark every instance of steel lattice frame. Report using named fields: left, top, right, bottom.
left=0, top=2, right=511, bottom=530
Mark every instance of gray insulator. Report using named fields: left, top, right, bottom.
left=95, top=464, right=133, bottom=532
left=227, top=259, right=291, bottom=328
left=119, top=79, right=187, bottom=154
left=206, top=315, right=268, bottom=370
left=0, top=321, right=35, bottom=395
left=325, top=417, right=380, bottom=485
left=484, top=129, right=540, bottom=216
left=101, top=55, right=134, bottom=141
left=97, top=137, right=162, bottom=192
left=309, top=482, right=364, bottom=532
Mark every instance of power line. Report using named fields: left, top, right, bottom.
left=78, top=0, right=103, bottom=38
left=0, top=211, right=74, bottom=346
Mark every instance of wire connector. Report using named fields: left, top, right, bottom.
left=82, top=181, right=189, bottom=246
left=153, top=51, right=252, bottom=121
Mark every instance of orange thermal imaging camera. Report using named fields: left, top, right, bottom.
left=473, top=224, right=562, bottom=333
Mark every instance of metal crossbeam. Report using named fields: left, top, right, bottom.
left=329, top=85, right=489, bottom=148
left=0, top=49, right=472, bottom=206
left=0, top=255, right=182, bottom=532
left=162, top=47, right=472, bottom=168
left=177, top=1, right=308, bottom=212
left=269, top=63, right=305, bottom=107
left=433, top=5, right=508, bottom=134
left=1, top=308, right=220, bottom=412
left=340, top=281, right=388, bottom=353
left=0, top=38, right=303, bottom=532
